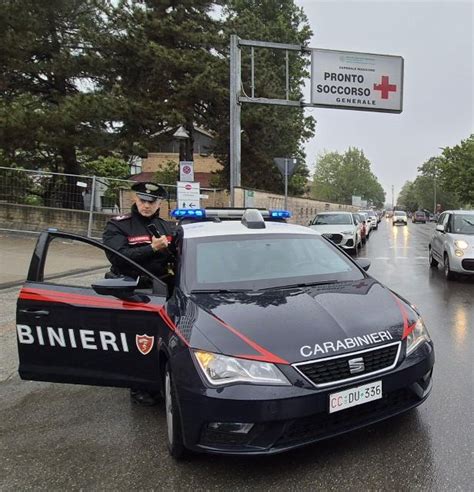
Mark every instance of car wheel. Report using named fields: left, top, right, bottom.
left=165, top=362, right=186, bottom=459
left=429, top=247, right=438, bottom=267
left=444, top=254, right=455, bottom=281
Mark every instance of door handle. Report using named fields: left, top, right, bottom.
left=19, top=309, right=50, bottom=316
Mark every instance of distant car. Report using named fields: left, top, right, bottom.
left=392, top=211, right=408, bottom=226
left=309, top=212, right=362, bottom=253
left=429, top=210, right=474, bottom=280
left=430, top=213, right=438, bottom=222
left=412, top=211, right=427, bottom=224
left=359, top=210, right=378, bottom=230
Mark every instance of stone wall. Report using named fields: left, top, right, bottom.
left=234, top=188, right=357, bottom=225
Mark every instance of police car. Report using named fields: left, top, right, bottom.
left=16, top=208, right=434, bottom=458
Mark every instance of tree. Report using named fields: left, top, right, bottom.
left=439, top=134, right=474, bottom=206
left=154, top=160, right=179, bottom=186
left=0, top=0, right=119, bottom=208
left=210, top=0, right=315, bottom=195
left=311, top=147, right=385, bottom=208
left=396, top=181, right=418, bottom=211
left=107, top=0, right=224, bottom=162
left=416, top=157, right=461, bottom=211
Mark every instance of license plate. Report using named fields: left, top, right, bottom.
left=329, top=380, right=382, bottom=414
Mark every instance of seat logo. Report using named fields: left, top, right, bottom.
left=136, top=334, right=155, bottom=355
left=348, top=357, right=365, bottom=374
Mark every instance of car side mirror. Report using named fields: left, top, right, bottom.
left=436, top=224, right=445, bottom=233
left=356, top=259, right=371, bottom=271
left=91, top=277, right=139, bottom=297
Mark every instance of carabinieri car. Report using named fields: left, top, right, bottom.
left=16, top=208, right=434, bottom=458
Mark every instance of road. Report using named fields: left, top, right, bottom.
left=0, top=221, right=472, bottom=491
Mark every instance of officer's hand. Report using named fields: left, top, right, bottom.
left=151, top=235, right=169, bottom=252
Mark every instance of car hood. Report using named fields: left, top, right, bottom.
left=183, top=279, right=418, bottom=364
left=308, top=224, right=355, bottom=234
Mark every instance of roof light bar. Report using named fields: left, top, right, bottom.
left=269, top=210, right=292, bottom=219
left=171, top=208, right=206, bottom=218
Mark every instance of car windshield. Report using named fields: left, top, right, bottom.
left=311, top=214, right=352, bottom=225
left=184, top=234, right=364, bottom=291
left=360, top=210, right=375, bottom=217
left=394, top=211, right=406, bottom=216
left=453, top=214, right=474, bottom=234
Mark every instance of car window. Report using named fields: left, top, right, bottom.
left=185, top=234, right=364, bottom=291
left=311, top=214, right=352, bottom=225
left=42, top=235, right=156, bottom=290
left=394, top=211, right=406, bottom=216
left=441, top=213, right=450, bottom=228
left=452, top=214, right=474, bottom=234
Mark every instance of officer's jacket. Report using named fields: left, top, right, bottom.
left=103, top=205, right=176, bottom=279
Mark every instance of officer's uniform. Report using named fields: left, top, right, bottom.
left=103, top=206, right=175, bottom=280
left=103, top=183, right=175, bottom=282
left=102, top=181, right=174, bottom=406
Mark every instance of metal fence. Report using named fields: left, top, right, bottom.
left=0, top=166, right=226, bottom=237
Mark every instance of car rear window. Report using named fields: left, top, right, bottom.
left=394, top=211, right=406, bottom=216
left=184, top=234, right=364, bottom=291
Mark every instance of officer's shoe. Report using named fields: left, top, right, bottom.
left=130, top=388, right=161, bottom=406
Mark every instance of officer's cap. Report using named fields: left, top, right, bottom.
left=131, top=181, right=167, bottom=202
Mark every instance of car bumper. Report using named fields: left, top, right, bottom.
left=449, top=253, right=474, bottom=274
left=175, top=342, right=434, bottom=455
left=393, top=219, right=407, bottom=224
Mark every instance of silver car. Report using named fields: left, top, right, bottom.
left=309, top=211, right=362, bottom=253
left=429, top=210, right=474, bottom=280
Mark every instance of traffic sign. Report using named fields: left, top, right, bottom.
left=177, top=181, right=200, bottom=209
left=179, top=161, right=194, bottom=182
left=311, top=49, right=403, bottom=113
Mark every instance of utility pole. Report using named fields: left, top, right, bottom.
left=391, top=185, right=394, bottom=209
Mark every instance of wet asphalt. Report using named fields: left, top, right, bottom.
left=0, top=220, right=472, bottom=491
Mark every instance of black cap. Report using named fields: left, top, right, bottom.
left=131, top=182, right=168, bottom=202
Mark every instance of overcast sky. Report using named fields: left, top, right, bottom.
left=295, top=0, right=473, bottom=204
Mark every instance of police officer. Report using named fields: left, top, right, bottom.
left=103, top=181, right=175, bottom=406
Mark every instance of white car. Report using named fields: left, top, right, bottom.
left=309, top=212, right=362, bottom=253
left=359, top=210, right=378, bottom=230
left=392, top=211, right=408, bottom=226
left=429, top=210, right=474, bottom=280
left=358, top=211, right=372, bottom=238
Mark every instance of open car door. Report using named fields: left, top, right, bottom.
left=16, top=230, right=171, bottom=391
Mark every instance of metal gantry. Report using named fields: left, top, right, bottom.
left=229, top=35, right=305, bottom=205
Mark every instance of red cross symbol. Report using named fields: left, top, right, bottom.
left=373, top=75, right=397, bottom=99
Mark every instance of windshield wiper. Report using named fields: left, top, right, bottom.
left=260, top=280, right=341, bottom=291
left=190, top=289, right=252, bottom=294
left=462, top=218, right=474, bottom=226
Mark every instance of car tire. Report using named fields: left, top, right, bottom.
left=165, top=362, right=186, bottom=459
left=444, top=254, right=455, bottom=281
left=429, top=248, right=438, bottom=267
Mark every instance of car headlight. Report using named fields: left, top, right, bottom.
left=406, top=318, right=431, bottom=356
left=194, top=350, right=290, bottom=386
left=341, top=230, right=354, bottom=235
left=454, top=240, right=468, bottom=250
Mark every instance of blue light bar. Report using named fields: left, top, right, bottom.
left=269, top=210, right=291, bottom=218
left=171, top=208, right=206, bottom=219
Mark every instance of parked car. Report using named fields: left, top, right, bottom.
left=358, top=212, right=372, bottom=239
left=412, top=211, right=427, bottom=223
left=359, top=210, right=378, bottom=230
left=309, top=211, right=362, bottom=253
left=429, top=210, right=474, bottom=280
left=392, top=211, right=408, bottom=226
left=15, top=207, right=435, bottom=457
left=353, top=213, right=367, bottom=245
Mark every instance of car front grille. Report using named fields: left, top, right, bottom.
left=294, top=343, right=401, bottom=387
left=274, top=388, right=417, bottom=448
left=322, top=233, right=343, bottom=244
left=461, top=259, right=474, bottom=271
